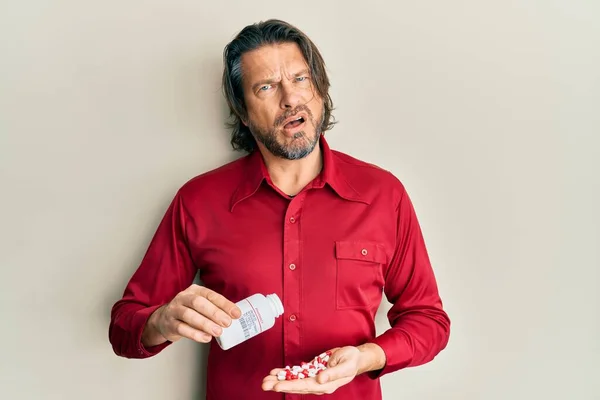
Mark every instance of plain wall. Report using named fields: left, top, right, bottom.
left=1, top=1, right=599, bottom=399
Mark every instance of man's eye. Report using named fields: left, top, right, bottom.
left=296, top=76, right=306, bottom=82
left=260, top=85, right=271, bottom=91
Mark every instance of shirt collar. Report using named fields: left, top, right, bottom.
left=230, top=135, right=370, bottom=211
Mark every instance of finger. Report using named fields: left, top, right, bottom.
left=172, top=320, right=212, bottom=343
left=316, top=362, right=352, bottom=384
left=269, top=368, right=285, bottom=376
left=185, top=293, right=235, bottom=328
left=262, top=372, right=310, bottom=393
left=178, top=305, right=224, bottom=337
left=261, top=375, right=280, bottom=391
left=316, top=347, right=346, bottom=382
left=324, top=347, right=342, bottom=367
left=328, top=356, right=339, bottom=368
left=270, top=377, right=336, bottom=394
left=195, top=286, right=242, bottom=319
left=270, top=377, right=315, bottom=393
left=328, top=347, right=342, bottom=356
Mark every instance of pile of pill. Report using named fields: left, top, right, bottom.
left=277, top=350, right=332, bottom=381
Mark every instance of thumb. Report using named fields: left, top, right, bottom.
left=327, top=355, right=340, bottom=368
left=317, top=354, right=344, bottom=384
left=326, top=348, right=345, bottom=368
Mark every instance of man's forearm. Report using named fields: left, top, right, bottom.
left=357, top=342, right=387, bottom=374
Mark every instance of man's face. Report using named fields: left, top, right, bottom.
left=241, top=42, right=324, bottom=160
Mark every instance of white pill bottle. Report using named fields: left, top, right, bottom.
left=216, top=293, right=284, bottom=350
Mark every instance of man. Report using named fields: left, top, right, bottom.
left=109, top=19, right=450, bottom=399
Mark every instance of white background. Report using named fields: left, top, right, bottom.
left=1, top=1, right=598, bottom=399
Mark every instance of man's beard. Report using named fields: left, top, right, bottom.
left=248, top=105, right=324, bottom=160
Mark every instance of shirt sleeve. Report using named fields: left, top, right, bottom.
left=108, top=190, right=198, bottom=358
left=368, top=186, right=451, bottom=377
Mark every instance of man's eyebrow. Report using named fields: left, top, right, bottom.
left=251, top=77, right=279, bottom=92
left=293, top=69, right=310, bottom=77
left=251, top=69, right=311, bottom=91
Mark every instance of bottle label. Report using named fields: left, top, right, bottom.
left=238, top=309, right=261, bottom=339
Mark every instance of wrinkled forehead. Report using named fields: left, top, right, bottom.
left=240, top=42, right=309, bottom=87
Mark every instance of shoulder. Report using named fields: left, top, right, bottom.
left=332, top=149, right=407, bottom=205
left=175, top=154, right=250, bottom=203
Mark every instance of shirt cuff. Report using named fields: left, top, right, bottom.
left=132, top=305, right=171, bottom=358
left=366, top=329, right=413, bottom=379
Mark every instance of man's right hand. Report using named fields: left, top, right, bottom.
left=141, top=284, right=241, bottom=347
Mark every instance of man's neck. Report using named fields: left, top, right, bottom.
left=259, top=144, right=323, bottom=197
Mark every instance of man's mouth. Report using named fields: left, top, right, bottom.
left=283, top=116, right=305, bottom=130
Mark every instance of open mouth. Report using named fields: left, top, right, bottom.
left=283, top=116, right=305, bottom=130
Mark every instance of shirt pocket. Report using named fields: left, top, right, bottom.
left=335, top=240, right=386, bottom=310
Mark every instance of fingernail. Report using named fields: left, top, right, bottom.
left=220, top=317, right=231, bottom=327
left=212, top=326, right=222, bottom=336
left=232, top=308, right=242, bottom=318
left=200, top=333, right=212, bottom=342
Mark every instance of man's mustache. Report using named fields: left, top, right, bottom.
left=274, top=105, right=313, bottom=127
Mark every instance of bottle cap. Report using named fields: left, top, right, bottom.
left=266, top=293, right=284, bottom=317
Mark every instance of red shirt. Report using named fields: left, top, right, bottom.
left=109, top=136, right=450, bottom=400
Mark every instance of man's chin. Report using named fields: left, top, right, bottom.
left=276, top=147, right=313, bottom=160
left=254, top=128, right=321, bottom=160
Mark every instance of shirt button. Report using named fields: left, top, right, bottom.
left=289, top=263, right=296, bottom=270
left=289, top=314, right=297, bottom=322
left=289, top=217, right=296, bottom=223
left=361, top=248, right=368, bottom=256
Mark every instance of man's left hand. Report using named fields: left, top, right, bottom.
left=261, top=346, right=365, bottom=395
